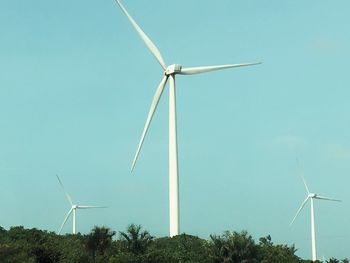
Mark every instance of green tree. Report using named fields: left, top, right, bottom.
left=57, top=233, right=90, bottom=263
left=119, top=224, right=153, bottom=255
left=31, top=245, right=61, bottom=263
left=145, top=234, right=210, bottom=263
left=208, top=230, right=258, bottom=263
left=257, top=235, right=300, bottom=263
left=0, top=225, right=347, bottom=262
left=86, top=226, right=116, bottom=263
left=0, top=243, right=35, bottom=263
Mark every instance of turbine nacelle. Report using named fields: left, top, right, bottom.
left=309, top=193, right=317, bottom=198
left=72, top=205, right=78, bottom=209
left=165, top=64, right=182, bottom=75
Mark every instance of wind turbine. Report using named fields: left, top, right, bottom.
left=290, top=176, right=341, bottom=262
left=114, top=0, right=261, bottom=237
left=56, top=175, right=106, bottom=234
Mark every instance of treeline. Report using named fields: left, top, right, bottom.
left=0, top=225, right=347, bottom=263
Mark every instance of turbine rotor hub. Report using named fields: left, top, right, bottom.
left=165, top=64, right=182, bottom=75
left=309, top=193, right=317, bottom=198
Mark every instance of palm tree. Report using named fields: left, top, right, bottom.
left=119, top=224, right=153, bottom=254
left=208, top=230, right=258, bottom=263
left=86, top=226, right=116, bottom=263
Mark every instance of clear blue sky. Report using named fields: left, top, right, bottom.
left=1, top=0, right=349, bottom=260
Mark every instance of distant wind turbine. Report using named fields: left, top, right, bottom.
left=114, top=0, right=261, bottom=237
left=290, top=175, right=341, bottom=262
left=56, top=175, right=106, bottom=234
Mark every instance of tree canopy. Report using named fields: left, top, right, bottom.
left=0, top=225, right=346, bottom=263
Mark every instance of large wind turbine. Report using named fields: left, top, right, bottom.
left=114, top=0, right=261, bottom=237
left=290, top=176, right=341, bottom=262
left=56, top=175, right=106, bottom=234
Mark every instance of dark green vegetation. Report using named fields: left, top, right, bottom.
left=0, top=225, right=347, bottom=263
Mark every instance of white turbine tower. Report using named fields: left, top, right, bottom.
left=114, top=0, right=261, bottom=237
left=56, top=175, right=106, bottom=234
left=290, top=176, right=341, bottom=262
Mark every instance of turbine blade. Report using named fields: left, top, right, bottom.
left=180, top=62, right=261, bottom=75
left=76, top=205, right=107, bottom=209
left=296, top=158, right=310, bottom=194
left=315, top=195, right=341, bottom=202
left=56, top=175, right=73, bottom=206
left=114, top=0, right=167, bottom=70
left=290, top=197, right=309, bottom=226
left=58, top=208, right=73, bottom=234
left=301, top=176, right=310, bottom=195
left=131, top=76, right=168, bottom=172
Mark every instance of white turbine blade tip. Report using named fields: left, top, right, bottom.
left=290, top=197, right=309, bottom=226
left=56, top=174, right=74, bottom=206
left=316, top=195, right=341, bottom=202
left=131, top=76, right=168, bottom=171
left=131, top=154, right=138, bottom=173
left=56, top=174, right=64, bottom=187
left=130, top=162, right=136, bottom=173
left=58, top=208, right=72, bottom=234
left=301, top=176, right=310, bottom=194
left=180, top=62, right=261, bottom=75
left=77, top=205, right=107, bottom=209
left=114, top=0, right=167, bottom=69
left=295, top=159, right=310, bottom=194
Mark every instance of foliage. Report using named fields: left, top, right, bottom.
left=0, top=224, right=346, bottom=263
left=207, top=230, right=258, bottom=263
left=257, top=235, right=300, bottom=263
left=145, top=234, right=211, bottom=263
left=86, top=226, right=116, bottom=263
left=118, top=224, right=153, bottom=254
